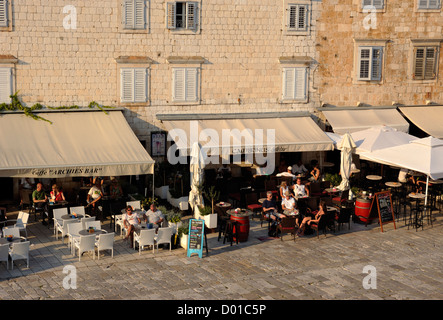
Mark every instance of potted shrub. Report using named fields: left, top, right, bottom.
left=198, top=205, right=217, bottom=229
left=166, top=210, right=182, bottom=234
left=178, top=221, right=189, bottom=249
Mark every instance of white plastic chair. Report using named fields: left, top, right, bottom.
left=0, top=243, right=9, bottom=269
left=53, top=207, right=69, bottom=234
left=113, top=214, right=126, bottom=237
left=81, top=217, right=96, bottom=230
left=85, top=220, right=102, bottom=231
left=2, top=226, right=21, bottom=239
left=67, top=221, right=83, bottom=254
left=13, top=211, right=29, bottom=239
left=69, top=206, right=88, bottom=217
left=73, top=235, right=95, bottom=261
left=126, top=201, right=141, bottom=210
left=95, top=232, right=114, bottom=259
left=57, top=219, right=77, bottom=243
left=155, top=227, right=173, bottom=252
left=9, top=241, right=30, bottom=270
left=134, top=229, right=155, bottom=255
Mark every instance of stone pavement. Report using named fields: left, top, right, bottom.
left=0, top=208, right=442, bottom=301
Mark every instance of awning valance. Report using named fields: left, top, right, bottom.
left=399, top=106, right=443, bottom=139
left=159, top=113, right=334, bottom=154
left=322, top=108, right=409, bottom=134
left=0, top=110, right=155, bottom=178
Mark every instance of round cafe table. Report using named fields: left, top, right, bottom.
left=61, top=214, right=84, bottom=220
left=407, top=193, right=426, bottom=230
left=78, top=229, right=107, bottom=236
left=366, top=175, right=382, bottom=181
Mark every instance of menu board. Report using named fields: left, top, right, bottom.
left=187, top=219, right=205, bottom=258
left=369, top=191, right=396, bottom=232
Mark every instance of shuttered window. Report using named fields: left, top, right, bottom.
left=282, top=67, right=307, bottom=101
left=123, top=0, right=146, bottom=29
left=288, top=4, right=308, bottom=31
left=413, top=47, right=438, bottom=80
left=358, top=47, right=383, bottom=81
left=166, top=2, right=198, bottom=30
left=362, top=0, right=384, bottom=9
left=172, top=67, right=198, bottom=102
left=0, top=67, right=12, bottom=104
left=120, top=68, right=148, bottom=103
left=418, top=0, right=441, bottom=9
left=0, top=0, right=8, bottom=28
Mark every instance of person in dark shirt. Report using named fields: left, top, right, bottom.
left=262, top=191, right=285, bottom=222
left=32, top=183, right=48, bottom=225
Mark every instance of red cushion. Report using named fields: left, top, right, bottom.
left=248, top=204, right=262, bottom=210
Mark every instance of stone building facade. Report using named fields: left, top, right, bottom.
left=316, top=0, right=443, bottom=108
left=0, top=0, right=323, bottom=151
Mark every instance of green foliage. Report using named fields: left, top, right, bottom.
left=324, top=173, right=342, bottom=187
left=198, top=205, right=213, bottom=216
left=166, top=210, right=182, bottom=223
left=178, top=221, right=189, bottom=236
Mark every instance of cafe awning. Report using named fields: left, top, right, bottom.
left=0, top=109, right=155, bottom=178
left=399, top=106, right=443, bottom=139
left=322, top=107, right=409, bottom=134
left=158, top=112, right=334, bottom=154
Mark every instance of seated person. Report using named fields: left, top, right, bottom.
left=398, top=168, right=416, bottom=185
left=262, top=191, right=285, bottom=222
left=292, top=178, right=309, bottom=197
left=277, top=166, right=296, bottom=179
left=281, top=191, right=297, bottom=215
left=145, top=204, right=165, bottom=231
left=308, top=163, right=321, bottom=182
left=123, top=205, right=141, bottom=248
left=50, top=184, right=65, bottom=202
left=109, top=178, right=123, bottom=199
left=297, top=200, right=326, bottom=236
left=292, top=160, right=308, bottom=176
left=279, top=181, right=290, bottom=199
left=32, top=183, right=48, bottom=225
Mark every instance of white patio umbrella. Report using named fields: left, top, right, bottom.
left=188, top=142, right=207, bottom=216
left=360, top=137, right=443, bottom=211
left=336, top=132, right=357, bottom=191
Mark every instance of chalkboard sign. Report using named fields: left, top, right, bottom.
left=369, top=191, right=396, bottom=232
left=187, top=219, right=205, bottom=258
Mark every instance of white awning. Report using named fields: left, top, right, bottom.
left=399, top=106, right=443, bottom=139
left=161, top=114, right=334, bottom=154
left=322, top=108, right=409, bottom=134
left=0, top=110, right=155, bottom=178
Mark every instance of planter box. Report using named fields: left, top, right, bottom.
left=168, top=221, right=182, bottom=235
left=180, top=234, right=188, bottom=250
left=204, top=213, right=218, bottom=229
left=155, top=185, right=169, bottom=200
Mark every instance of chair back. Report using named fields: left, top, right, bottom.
left=0, top=243, right=9, bottom=262
left=336, top=207, right=351, bottom=223
left=2, top=227, right=20, bottom=238
left=67, top=221, right=82, bottom=236
left=318, top=211, right=335, bottom=229
left=69, top=206, right=86, bottom=216
left=307, top=196, right=320, bottom=211
left=80, top=235, right=96, bottom=251
left=126, top=201, right=141, bottom=210
left=139, top=229, right=155, bottom=246
left=10, top=241, right=30, bottom=259
left=81, top=217, right=96, bottom=230
left=62, top=219, right=77, bottom=233
left=309, top=182, right=322, bottom=195
left=15, top=211, right=29, bottom=228
left=85, top=220, right=101, bottom=230
left=157, top=227, right=173, bottom=244
left=53, top=207, right=69, bottom=220
left=340, top=189, right=349, bottom=201
left=97, top=233, right=115, bottom=250
left=20, top=190, right=32, bottom=205
left=280, top=216, right=296, bottom=230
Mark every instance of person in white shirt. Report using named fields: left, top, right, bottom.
left=292, top=178, right=309, bottom=197
left=281, top=191, right=297, bottom=214
left=145, top=204, right=165, bottom=232
left=87, top=181, right=103, bottom=218
left=123, top=205, right=141, bottom=248
left=292, top=160, right=308, bottom=175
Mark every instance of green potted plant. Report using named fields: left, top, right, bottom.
left=178, top=221, right=190, bottom=249
left=166, top=210, right=182, bottom=234
left=198, top=205, right=217, bottom=229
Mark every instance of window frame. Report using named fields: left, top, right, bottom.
left=353, top=39, right=388, bottom=84
left=284, top=1, right=310, bottom=35
left=361, top=0, right=385, bottom=10
left=0, top=0, right=12, bottom=32
left=171, top=66, right=200, bottom=103
left=166, top=1, right=200, bottom=34
left=0, top=66, right=13, bottom=104
left=417, top=0, right=441, bottom=10
left=120, top=0, right=149, bottom=33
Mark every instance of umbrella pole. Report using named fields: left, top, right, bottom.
left=424, top=175, right=429, bottom=216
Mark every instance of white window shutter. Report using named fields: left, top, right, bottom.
left=185, top=68, right=198, bottom=101
left=0, top=0, right=7, bottom=28
left=294, top=68, right=307, bottom=100
left=371, top=47, right=382, bottom=81
left=134, top=0, right=146, bottom=29
left=358, top=48, right=371, bottom=80
left=123, top=0, right=134, bottom=29
left=298, top=5, right=307, bottom=30
left=362, top=0, right=372, bottom=7
left=288, top=5, right=297, bottom=29
left=186, top=2, right=197, bottom=30
left=134, top=68, right=147, bottom=102
left=283, top=68, right=295, bottom=100
left=0, top=67, right=12, bottom=104
left=121, top=69, right=134, bottom=102
left=418, top=0, right=428, bottom=8
left=429, top=0, right=440, bottom=9
left=424, top=47, right=437, bottom=79
left=173, top=68, right=185, bottom=101
left=373, top=0, right=384, bottom=9
left=166, top=2, right=176, bottom=29
left=414, top=48, right=425, bottom=80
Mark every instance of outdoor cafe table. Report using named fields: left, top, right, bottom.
left=48, top=200, right=69, bottom=225
left=0, top=237, right=24, bottom=246
left=78, top=229, right=107, bottom=236
left=226, top=209, right=253, bottom=242
left=407, top=192, right=426, bottom=230
left=61, top=214, right=84, bottom=220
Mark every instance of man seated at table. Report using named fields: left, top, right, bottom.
left=32, top=182, right=49, bottom=225
left=145, top=203, right=165, bottom=232
left=262, top=191, right=286, bottom=223
left=123, top=205, right=141, bottom=248
left=291, top=160, right=308, bottom=176
left=292, top=178, right=309, bottom=198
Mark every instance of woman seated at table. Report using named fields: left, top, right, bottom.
left=296, top=200, right=326, bottom=236
left=308, top=163, right=321, bottom=182
left=123, top=205, right=141, bottom=248
left=292, top=178, right=309, bottom=198
left=50, top=184, right=65, bottom=202
left=279, top=181, right=290, bottom=199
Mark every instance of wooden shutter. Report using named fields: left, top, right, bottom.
left=283, top=68, right=295, bottom=99
left=358, top=48, right=371, bottom=80
left=185, top=68, right=198, bottom=101
left=294, top=68, right=307, bottom=100
left=186, top=2, right=197, bottom=30
left=424, top=47, right=437, bottom=79
left=413, top=48, right=425, bottom=80
left=371, top=47, right=382, bottom=81
left=166, top=2, right=176, bottom=29
left=173, top=68, right=185, bottom=101
left=288, top=5, right=297, bottom=29
left=297, top=5, right=307, bottom=30
left=0, top=0, right=8, bottom=28
left=0, top=67, right=12, bottom=104
left=123, top=0, right=134, bottom=29
left=173, top=67, right=198, bottom=102
left=134, top=0, right=145, bottom=29
left=134, top=68, right=147, bottom=102
left=373, top=0, right=384, bottom=9
left=283, top=67, right=307, bottom=100
left=121, top=69, right=134, bottom=102
left=362, top=0, right=372, bottom=7
left=419, top=0, right=440, bottom=8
